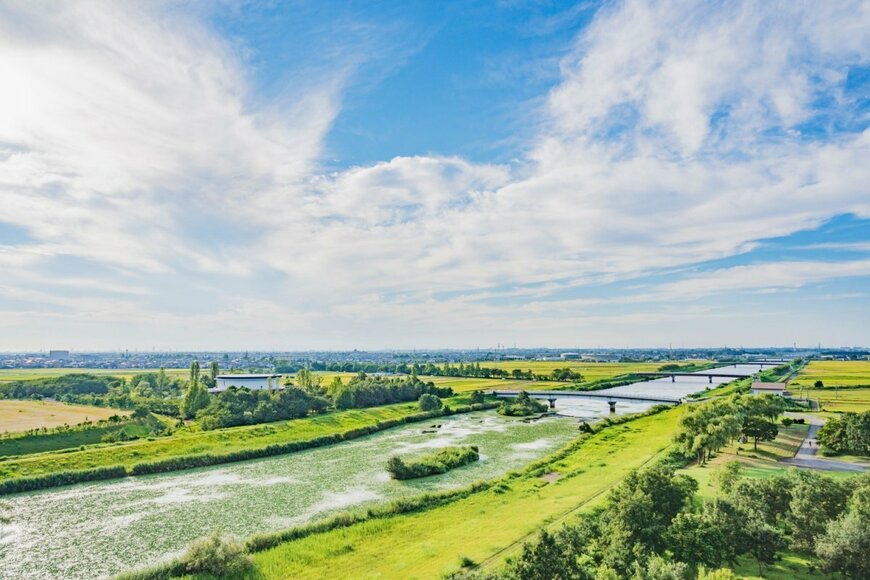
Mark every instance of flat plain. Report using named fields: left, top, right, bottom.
left=0, top=399, right=129, bottom=433
left=0, top=368, right=188, bottom=383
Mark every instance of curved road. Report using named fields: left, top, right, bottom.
left=781, top=415, right=867, bottom=473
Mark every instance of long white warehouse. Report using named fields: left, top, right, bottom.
left=213, top=374, right=283, bottom=392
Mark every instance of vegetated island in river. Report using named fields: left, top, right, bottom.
left=497, top=390, right=549, bottom=417
left=386, top=445, right=480, bottom=480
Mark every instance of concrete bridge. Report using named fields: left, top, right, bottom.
left=490, top=389, right=682, bottom=413
left=634, top=372, right=751, bottom=383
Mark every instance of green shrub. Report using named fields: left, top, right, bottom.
left=387, top=446, right=479, bottom=480
left=180, top=531, right=252, bottom=576
left=497, top=391, right=548, bottom=417
left=418, top=393, right=443, bottom=412
left=781, top=417, right=794, bottom=426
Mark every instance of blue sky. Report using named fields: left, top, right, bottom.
left=0, top=0, right=868, bottom=350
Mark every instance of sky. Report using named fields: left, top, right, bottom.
left=0, top=0, right=868, bottom=351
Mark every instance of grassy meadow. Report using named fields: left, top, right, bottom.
left=189, top=408, right=682, bottom=579
left=478, top=360, right=668, bottom=380
left=0, top=367, right=188, bottom=383
left=789, top=360, right=870, bottom=387
left=786, top=361, right=870, bottom=412
left=0, top=399, right=129, bottom=433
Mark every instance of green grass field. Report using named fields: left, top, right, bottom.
left=0, top=400, right=464, bottom=482
left=193, top=409, right=682, bottom=579
left=0, top=368, right=188, bottom=383
left=479, top=360, right=670, bottom=380
left=789, top=360, right=870, bottom=388
left=0, top=399, right=129, bottom=434
left=805, top=387, right=870, bottom=412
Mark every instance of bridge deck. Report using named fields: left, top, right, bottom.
left=490, top=390, right=681, bottom=404
left=636, top=372, right=749, bottom=379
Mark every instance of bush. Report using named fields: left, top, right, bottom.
left=386, top=446, right=480, bottom=480
left=418, top=393, right=443, bottom=412
left=781, top=417, right=794, bottom=426
left=180, top=531, right=252, bottom=576
left=497, top=391, right=548, bottom=417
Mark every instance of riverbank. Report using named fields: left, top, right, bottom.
left=138, top=406, right=682, bottom=579
left=0, top=398, right=497, bottom=494
left=3, top=410, right=580, bottom=579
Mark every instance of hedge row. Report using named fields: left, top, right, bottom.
left=0, top=401, right=500, bottom=496
left=0, top=465, right=127, bottom=495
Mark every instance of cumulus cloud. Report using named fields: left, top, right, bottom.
left=0, top=0, right=868, bottom=348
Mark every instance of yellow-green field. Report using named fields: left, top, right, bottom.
left=217, top=409, right=682, bottom=580
left=481, top=360, right=686, bottom=380
left=789, top=360, right=870, bottom=387
left=805, top=388, right=870, bottom=413
left=0, top=368, right=188, bottom=383
left=0, top=399, right=130, bottom=434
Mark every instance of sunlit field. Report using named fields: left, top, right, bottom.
left=0, top=368, right=188, bottom=383
left=480, top=361, right=688, bottom=380
left=789, top=360, right=870, bottom=387
left=0, top=399, right=129, bottom=433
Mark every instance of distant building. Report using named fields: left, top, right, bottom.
left=212, top=374, right=283, bottom=393
left=48, top=350, right=70, bottom=360
left=750, top=382, right=790, bottom=397
left=560, top=352, right=580, bottom=360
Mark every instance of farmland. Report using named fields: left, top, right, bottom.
left=788, top=361, right=870, bottom=412
left=478, top=360, right=670, bottom=380
left=0, top=399, right=129, bottom=433
left=0, top=367, right=188, bottom=383
left=789, top=360, right=870, bottom=388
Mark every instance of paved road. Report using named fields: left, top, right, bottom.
left=780, top=415, right=867, bottom=473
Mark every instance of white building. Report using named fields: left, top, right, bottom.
left=212, top=374, right=283, bottom=393
left=750, top=382, right=790, bottom=397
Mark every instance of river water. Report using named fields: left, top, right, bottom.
left=0, top=364, right=767, bottom=578
left=552, top=363, right=768, bottom=417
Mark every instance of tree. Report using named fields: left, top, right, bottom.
left=816, top=508, right=870, bottom=578
left=506, top=529, right=568, bottom=580
left=666, top=511, right=730, bottom=569
left=814, top=380, right=824, bottom=389
left=741, top=416, right=778, bottom=450
left=418, top=393, right=443, bottom=412
left=469, top=390, right=485, bottom=405
left=785, top=469, right=851, bottom=551
left=210, top=361, right=220, bottom=381
left=182, top=361, right=209, bottom=419
left=713, top=461, right=741, bottom=494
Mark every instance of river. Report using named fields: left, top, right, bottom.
left=0, top=364, right=766, bottom=578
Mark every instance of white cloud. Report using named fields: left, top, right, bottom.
left=0, top=0, right=868, bottom=348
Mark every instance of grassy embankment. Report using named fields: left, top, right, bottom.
left=0, top=399, right=130, bottom=433
left=0, top=396, right=488, bottom=489
left=174, top=408, right=682, bottom=580
left=788, top=361, right=870, bottom=413
left=0, top=414, right=164, bottom=457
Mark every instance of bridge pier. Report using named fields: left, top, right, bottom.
left=608, top=401, right=616, bottom=413
left=708, top=375, right=713, bottom=384
left=547, top=397, right=556, bottom=410
left=671, top=375, right=675, bottom=382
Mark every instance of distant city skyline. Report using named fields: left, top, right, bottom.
left=0, top=1, right=868, bottom=350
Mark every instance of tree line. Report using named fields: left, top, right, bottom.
left=275, top=360, right=583, bottom=382
left=674, top=394, right=787, bottom=464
